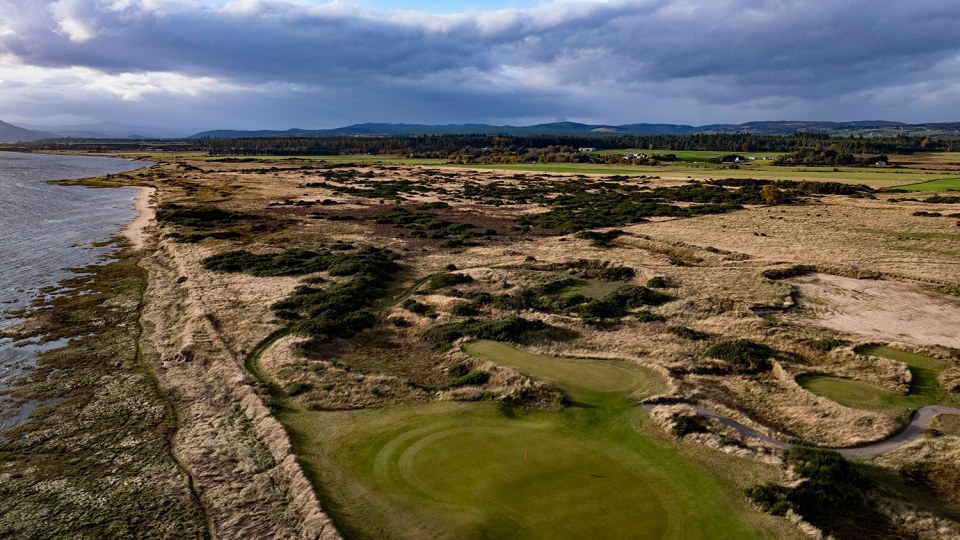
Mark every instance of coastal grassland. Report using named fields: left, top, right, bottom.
left=115, top=155, right=960, bottom=538
left=0, top=245, right=207, bottom=539
left=274, top=343, right=791, bottom=540
left=121, top=151, right=956, bottom=190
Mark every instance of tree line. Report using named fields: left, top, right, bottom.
left=199, top=133, right=960, bottom=156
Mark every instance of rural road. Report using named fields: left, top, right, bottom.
left=652, top=405, right=960, bottom=458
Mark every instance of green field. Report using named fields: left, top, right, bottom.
left=888, top=177, right=960, bottom=191
left=557, top=279, right=623, bottom=301
left=597, top=149, right=783, bottom=163
left=278, top=341, right=787, bottom=539
left=463, top=340, right=662, bottom=403
left=146, top=151, right=958, bottom=189
left=798, top=346, right=949, bottom=409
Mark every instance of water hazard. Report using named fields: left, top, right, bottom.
left=0, top=151, right=148, bottom=430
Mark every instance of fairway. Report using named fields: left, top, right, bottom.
left=798, top=346, right=949, bottom=409
left=279, top=342, right=784, bottom=539
left=889, top=177, right=960, bottom=191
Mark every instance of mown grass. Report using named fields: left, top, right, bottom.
left=463, top=340, right=664, bottom=403
left=798, top=345, right=950, bottom=409
left=276, top=342, right=784, bottom=540
left=888, top=177, right=960, bottom=191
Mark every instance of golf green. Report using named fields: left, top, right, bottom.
left=798, top=345, right=949, bottom=409
left=278, top=341, right=786, bottom=539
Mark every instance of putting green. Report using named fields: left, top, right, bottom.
left=463, top=339, right=659, bottom=403
left=799, top=345, right=949, bottom=409
left=796, top=374, right=893, bottom=407
left=279, top=342, right=785, bottom=539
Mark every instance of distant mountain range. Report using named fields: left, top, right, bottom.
left=0, top=120, right=181, bottom=142
left=188, top=120, right=960, bottom=139
left=3, top=119, right=960, bottom=143
left=0, top=120, right=55, bottom=143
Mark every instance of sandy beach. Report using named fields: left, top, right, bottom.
left=124, top=186, right=156, bottom=249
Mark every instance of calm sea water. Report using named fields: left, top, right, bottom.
left=0, top=151, right=149, bottom=430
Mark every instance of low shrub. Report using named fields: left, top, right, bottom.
left=705, top=339, right=775, bottom=372
left=671, top=414, right=707, bottom=437
left=761, top=264, right=815, bottom=280
left=746, top=447, right=873, bottom=534
left=156, top=203, right=246, bottom=227
left=449, top=302, right=481, bottom=317
left=447, top=362, right=470, bottom=378
left=635, top=310, right=666, bottom=322
left=428, top=272, right=474, bottom=289
left=646, top=276, right=673, bottom=288
left=605, top=285, right=671, bottom=307
left=809, top=338, right=848, bottom=351
left=667, top=326, right=711, bottom=341
left=446, top=370, right=490, bottom=388
left=287, top=382, right=312, bottom=397
left=574, top=229, right=626, bottom=247
left=423, top=316, right=551, bottom=349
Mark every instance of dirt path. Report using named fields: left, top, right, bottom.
left=679, top=405, right=960, bottom=458
left=789, top=273, right=960, bottom=349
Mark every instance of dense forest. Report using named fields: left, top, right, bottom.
left=6, top=132, right=960, bottom=156
left=198, top=133, right=960, bottom=156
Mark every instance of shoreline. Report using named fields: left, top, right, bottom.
left=124, top=186, right=156, bottom=249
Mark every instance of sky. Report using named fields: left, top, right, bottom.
left=1, top=0, right=959, bottom=135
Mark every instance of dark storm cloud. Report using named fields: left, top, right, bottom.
left=1, top=0, right=959, bottom=129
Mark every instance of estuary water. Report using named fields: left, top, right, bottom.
left=0, top=151, right=148, bottom=430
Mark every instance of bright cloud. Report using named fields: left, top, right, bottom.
left=0, top=0, right=958, bottom=134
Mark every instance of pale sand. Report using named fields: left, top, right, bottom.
left=790, top=273, right=960, bottom=349
left=124, top=186, right=155, bottom=249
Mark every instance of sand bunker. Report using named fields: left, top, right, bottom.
left=790, top=274, right=960, bottom=349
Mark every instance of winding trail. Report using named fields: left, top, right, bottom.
left=662, top=404, right=960, bottom=458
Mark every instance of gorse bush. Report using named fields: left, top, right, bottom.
left=705, top=339, right=775, bottom=372
left=201, top=245, right=402, bottom=281
left=747, top=447, right=873, bottom=535
left=671, top=414, right=708, bottom=437
left=374, top=207, right=494, bottom=244
left=251, top=247, right=402, bottom=342
left=428, top=272, right=475, bottom=289
left=635, top=310, right=666, bottom=322
left=574, top=229, right=626, bottom=247
left=761, top=264, right=815, bottom=280
left=423, top=316, right=551, bottom=349
left=402, top=299, right=432, bottom=315
left=667, top=326, right=711, bottom=341
left=809, top=338, right=848, bottom=351
left=646, top=276, right=672, bottom=288
left=156, top=203, right=247, bottom=227
left=447, top=362, right=470, bottom=378
left=203, top=248, right=340, bottom=276
left=445, top=370, right=490, bottom=388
